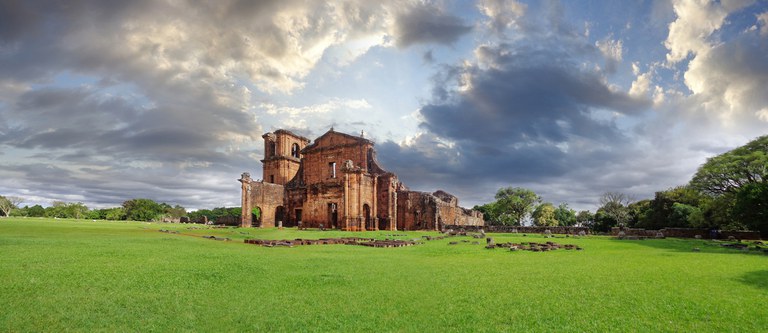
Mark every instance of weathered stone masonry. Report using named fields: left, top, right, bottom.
left=239, top=128, right=483, bottom=230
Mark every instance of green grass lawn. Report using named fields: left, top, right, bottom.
left=1, top=218, right=766, bottom=332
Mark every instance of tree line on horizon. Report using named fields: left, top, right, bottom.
left=473, top=135, right=767, bottom=237
left=0, top=196, right=240, bottom=223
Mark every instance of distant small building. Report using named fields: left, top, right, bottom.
left=239, top=128, right=483, bottom=230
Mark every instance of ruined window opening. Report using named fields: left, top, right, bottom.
left=329, top=162, right=336, bottom=178
left=291, top=143, right=300, bottom=158
left=268, top=141, right=276, bottom=157
left=269, top=175, right=274, bottom=183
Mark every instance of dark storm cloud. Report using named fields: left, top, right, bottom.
left=378, top=37, right=652, bottom=208
left=393, top=2, right=473, bottom=48
left=0, top=0, right=367, bottom=208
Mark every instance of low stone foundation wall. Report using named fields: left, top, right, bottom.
left=611, top=227, right=761, bottom=240
left=444, top=225, right=590, bottom=235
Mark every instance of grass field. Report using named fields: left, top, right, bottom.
left=1, top=218, right=766, bottom=332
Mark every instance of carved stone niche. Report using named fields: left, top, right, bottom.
left=342, top=159, right=354, bottom=171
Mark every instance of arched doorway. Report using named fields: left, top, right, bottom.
left=363, top=204, right=372, bottom=230
left=327, top=203, right=338, bottom=229
left=275, top=206, right=285, bottom=227
left=252, top=207, right=261, bottom=228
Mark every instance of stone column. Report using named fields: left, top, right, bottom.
left=372, top=176, right=378, bottom=231
left=391, top=191, right=398, bottom=231
left=239, top=172, right=252, bottom=228
left=343, top=172, right=349, bottom=230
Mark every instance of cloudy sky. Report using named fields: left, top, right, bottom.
left=1, top=0, right=767, bottom=212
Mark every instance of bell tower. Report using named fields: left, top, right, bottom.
left=261, top=129, right=310, bottom=185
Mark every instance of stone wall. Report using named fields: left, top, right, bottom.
left=240, top=177, right=285, bottom=228
left=611, top=227, right=762, bottom=240
left=446, top=225, right=589, bottom=234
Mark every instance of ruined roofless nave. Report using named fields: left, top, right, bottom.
left=238, top=128, right=483, bottom=230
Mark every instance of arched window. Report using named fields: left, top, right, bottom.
left=291, top=143, right=300, bottom=158
left=268, top=141, right=276, bottom=157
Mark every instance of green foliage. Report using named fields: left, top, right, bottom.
left=122, top=199, right=165, bottom=221
left=593, top=192, right=631, bottom=231
left=733, top=182, right=768, bottom=237
left=44, top=201, right=89, bottom=219
left=472, top=203, right=496, bottom=222
left=251, top=207, right=261, bottom=219
left=487, top=187, right=541, bottom=226
left=188, top=207, right=241, bottom=222
left=690, top=135, right=767, bottom=195
left=575, top=210, right=594, bottom=228
left=532, top=203, right=557, bottom=226
left=553, top=203, right=577, bottom=226
left=637, top=186, right=705, bottom=229
left=0, top=196, right=23, bottom=217
left=627, top=199, right=651, bottom=227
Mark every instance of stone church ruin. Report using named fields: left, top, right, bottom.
left=239, top=128, right=483, bottom=230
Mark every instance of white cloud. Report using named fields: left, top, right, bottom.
left=477, top=0, right=527, bottom=34
left=629, top=71, right=652, bottom=98
left=758, top=11, right=768, bottom=35
left=596, top=38, right=623, bottom=63
left=664, top=0, right=754, bottom=64
left=261, top=98, right=372, bottom=116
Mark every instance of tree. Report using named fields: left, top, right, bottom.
left=532, top=203, right=557, bottom=226
left=27, top=204, right=45, bottom=217
left=575, top=210, right=594, bottom=228
left=0, top=196, right=24, bottom=217
left=595, top=192, right=632, bottom=230
left=733, top=182, right=768, bottom=237
left=553, top=203, right=577, bottom=226
left=104, top=207, right=127, bottom=221
left=627, top=199, right=651, bottom=228
left=123, top=199, right=165, bottom=221
left=636, top=186, right=704, bottom=229
left=690, top=135, right=767, bottom=195
left=472, top=203, right=497, bottom=223
left=490, top=187, right=541, bottom=226
left=599, top=192, right=633, bottom=207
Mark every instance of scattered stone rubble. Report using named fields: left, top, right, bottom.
left=483, top=238, right=582, bottom=252
left=203, top=235, right=231, bottom=241
left=244, top=237, right=416, bottom=248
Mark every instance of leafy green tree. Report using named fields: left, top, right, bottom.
left=472, top=203, right=497, bottom=222
left=160, top=203, right=187, bottom=220
left=733, top=182, right=768, bottom=237
left=627, top=199, right=651, bottom=228
left=489, top=187, right=541, bottom=226
left=637, top=186, right=704, bottom=229
left=123, top=199, right=165, bottom=221
left=104, top=207, right=127, bottom=221
left=553, top=203, right=577, bottom=226
left=575, top=210, right=594, bottom=228
left=532, top=203, right=557, bottom=226
left=27, top=204, right=45, bottom=217
left=690, top=135, right=767, bottom=195
left=68, top=202, right=89, bottom=219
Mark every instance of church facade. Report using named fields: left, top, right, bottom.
left=239, top=129, right=483, bottom=230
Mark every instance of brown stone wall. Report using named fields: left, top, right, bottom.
left=375, top=174, right=398, bottom=230
left=241, top=179, right=285, bottom=228
left=241, top=128, right=484, bottom=231
left=302, top=180, right=344, bottom=228
left=262, top=130, right=309, bottom=185
left=397, top=191, right=439, bottom=230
